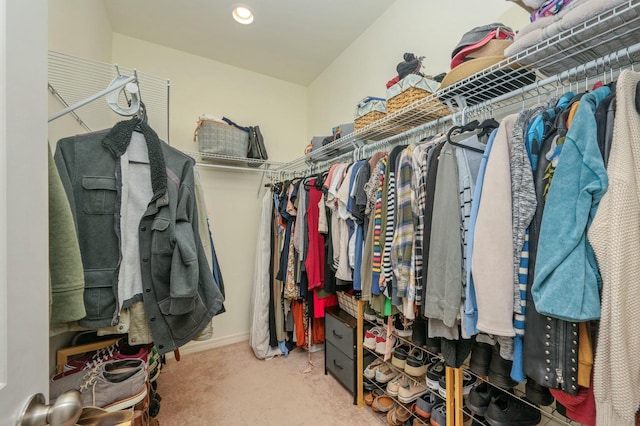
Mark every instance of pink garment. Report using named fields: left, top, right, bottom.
left=313, top=289, right=337, bottom=319
left=305, top=180, right=325, bottom=290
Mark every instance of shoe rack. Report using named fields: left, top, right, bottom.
left=356, top=299, right=460, bottom=426
left=355, top=299, right=588, bottom=426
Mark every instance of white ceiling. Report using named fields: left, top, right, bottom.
left=103, top=0, right=396, bottom=86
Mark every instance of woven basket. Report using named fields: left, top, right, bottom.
left=386, top=87, right=448, bottom=118
left=354, top=111, right=386, bottom=131
left=336, top=291, right=358, bottom=318
left=193, top=119, right=249, bottom=158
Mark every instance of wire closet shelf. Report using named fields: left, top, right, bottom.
left=273, top=0, right=640, bottom=181
left=48, top=51, right=171, bottom=142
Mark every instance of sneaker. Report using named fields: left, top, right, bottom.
left=364, top=358, right=385, bottom=380
left=148, top=346, right=161, bottom=382
left=397, top=380, right=429, bottom=403
left=430, top=403, right=447, bottom=426
left=364, top=326, right=383, bottom=351
left=405, top=348, right=429, bottom=377
left=484, top=393, right=541, bottom=426
left=391, top=344, right=410, bottom=369
left=375, top=363, right=398, bottom=384
left=415, top=392, right=441, bottom=419
left=438, top=375, right=447, bottom=399
left=364, top=304, right=377, bottom=322
left=465, top=381, right=498, bottom=416
left=63, top=338, right=151, bottom=374
left=393, top=314, right=413, bottom=337
left=386, top=374, right=409, bottom=396
left=426, top=359, right=445, bottom=391
left=376, top=332, right=395, bottom=356
left=462, top=369, right=477, bottom=396
left=51, top=359, right=147, bottom=411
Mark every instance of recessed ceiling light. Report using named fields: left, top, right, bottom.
left=232, top=6, right=254, bottom=25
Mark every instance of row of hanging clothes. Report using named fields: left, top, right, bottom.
left=252, top=69, right=640, bottom=425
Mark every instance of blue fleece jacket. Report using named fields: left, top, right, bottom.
left=532, top=86, right=610, bottom=321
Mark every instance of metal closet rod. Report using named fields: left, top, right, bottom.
left=272, top=41, right=640, bottom=183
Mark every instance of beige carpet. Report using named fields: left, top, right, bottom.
left=156, top=341, right=382, bottom=425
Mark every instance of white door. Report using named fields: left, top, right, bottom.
left=0, top=0, right=50, bottom=425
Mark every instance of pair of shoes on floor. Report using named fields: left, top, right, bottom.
left=75, top=406, right=136, bottom=426
left=414, top=392, right=442, bottom=420
left=51, top=359, right=148, bottom=412
left=466, top=381, right=541, bottom=426
left=437, top=369, right=477, bottom=399
left=364, top=326, right=397, bottom=355
left=371, top=394, right=395, bottom=413
left=364, top=358, right=399, bottom=384
left=430, top=402, right=472, bottom=426
left=387, top=403, right=412, bottom=425
left=397, top=379, right=430, bottom=403
left=393, top=346, right=438, bottom=377
left=383, top=367, right=430, bottom=403
left=62, top=338, right=152, bottom=375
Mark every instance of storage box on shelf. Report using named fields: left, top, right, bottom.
left=386, top=74, right=448, bottom=118
left=193, top=118, right=249, bottom=158
left=354, top=99, right=386, bottom=131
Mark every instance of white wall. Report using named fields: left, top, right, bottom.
left=111, top=33, right=308, bottom=345
left=307, top=0, right=531, bottom=138
left=48, top=0, right=114, bottom=146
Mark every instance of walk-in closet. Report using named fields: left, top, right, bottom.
left=2, top=1, right=640, bottom=426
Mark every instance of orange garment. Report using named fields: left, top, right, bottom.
left=578, top=322, right=594, bottom=387
left=313, top=317, right=325, bottom=344
left=291, top=300, right=306, bottom=347
left=566, top=100, right=581, bottom=128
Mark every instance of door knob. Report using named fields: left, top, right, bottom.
left=17, top=390, right=82, bottom=426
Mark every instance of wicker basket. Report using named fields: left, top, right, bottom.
left=336, top=291, right=358, bottom=318
left=386, top=86, right=448, bottom=118
left=193, top=119, right=249, bottom=158
left=354, top=111, right=386, bottom=131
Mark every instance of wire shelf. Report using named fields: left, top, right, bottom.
left=275, top=0, right=640, bottom=178
left=48, top=51, right=170, bottom=142
left=184, top=150, right=285, bottom=173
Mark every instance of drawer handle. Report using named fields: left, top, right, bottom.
left=332, top=330, right=344, bottom=339
left=333, top=360, right=344, bottom=370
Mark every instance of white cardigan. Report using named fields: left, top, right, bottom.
left=589, top=69, right=640, bottom=426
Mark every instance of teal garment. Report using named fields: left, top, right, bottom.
left=532, top=86, right=611, bottom=322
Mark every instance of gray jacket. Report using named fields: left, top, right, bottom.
left=55, top=119, right=224, bottom=354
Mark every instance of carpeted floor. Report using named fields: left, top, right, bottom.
left=156, top=341, right=381, bottom=425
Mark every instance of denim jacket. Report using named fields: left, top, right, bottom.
left=55, top=119, right=224, bottom=354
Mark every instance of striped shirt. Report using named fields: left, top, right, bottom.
left=371, top=156, right=388, bottom=295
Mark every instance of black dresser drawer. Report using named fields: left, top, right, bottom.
left=325, top=309, right=356, bottom=358
left=326, top=340, right=356, bottom=393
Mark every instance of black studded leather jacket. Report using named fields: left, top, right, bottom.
left=522, top=106, right=580, bottom=396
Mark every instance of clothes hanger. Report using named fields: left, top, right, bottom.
left=446, top=120, right=485, bottom=153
